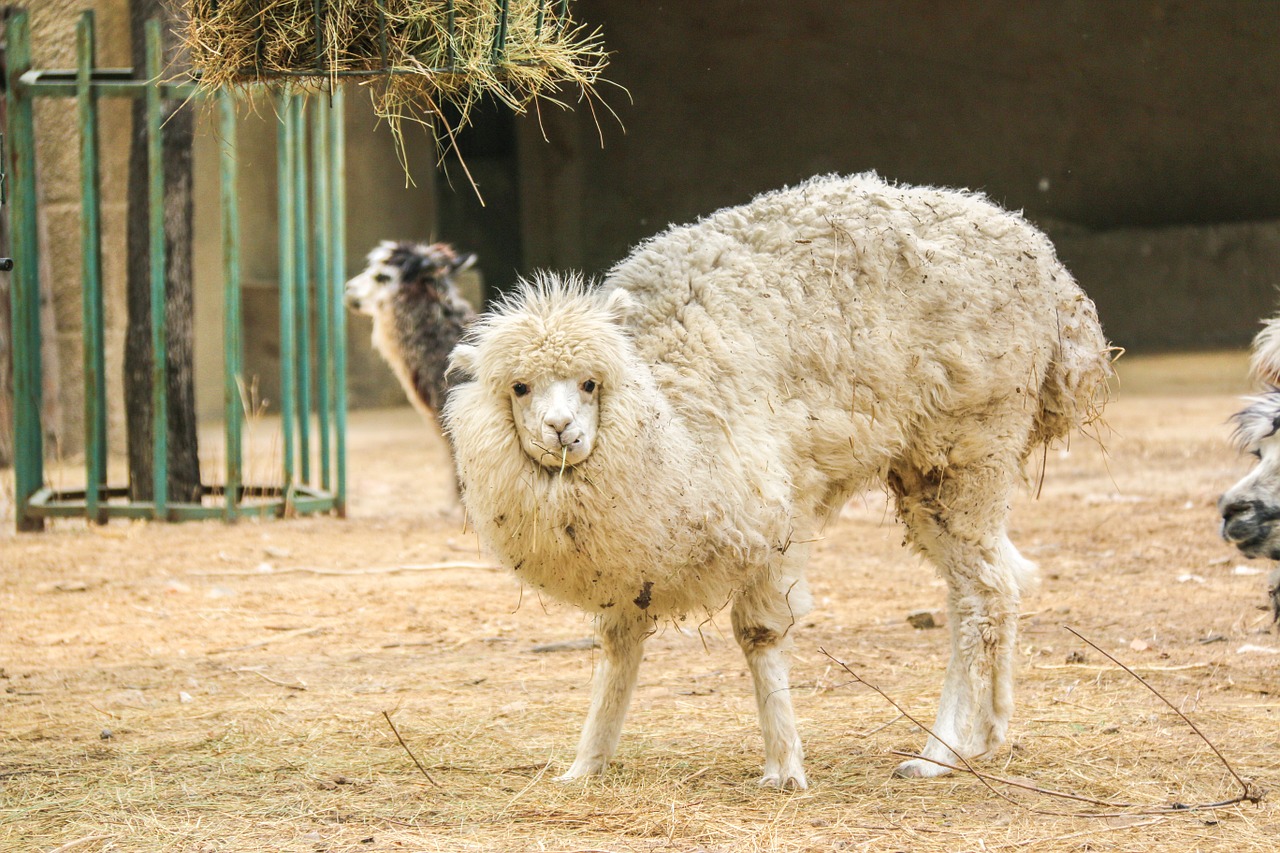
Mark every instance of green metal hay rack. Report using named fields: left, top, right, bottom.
left=6, top=10, right=349, bottom=530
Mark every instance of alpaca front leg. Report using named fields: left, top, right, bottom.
left=555, top=613, right=648, bottom=781
left=732, top=556, right=813, bottom=789
left=894, top=535, right=1028, bottom=779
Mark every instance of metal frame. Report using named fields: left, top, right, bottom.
left=5, top=10, right=348, bottom=530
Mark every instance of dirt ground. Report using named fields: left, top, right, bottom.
left=3, top=351, right=1279, bottom=852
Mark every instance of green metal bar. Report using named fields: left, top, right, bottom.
left=374, top=0, right=389, bottom=70
left=219, top=91, right=243, bottom=521
left=288, top=493, right=338, bottom=515
left=446, top=0, right=458, bottom=66
left=26, top=492, right=336, bottom=522
left=292, top=97, right=312, bottom=485
left=20, top=64, right=566, bottom=94
left=19, top=70, right=199, bottom=100
left=492, top=0, right=511, bottom=62
left=145, top=20, right=168, bottom=519
left=311, top=102, right=333, bottom=491
left=312, top=0, right=327, bottom=72
left=7, top=11, right=45, bottom=532
left=11, top=17, right=349, bottom=529
left=277, top=91, right=297, bottom=494
left=329, top=87, right=348, bottom=516
left=78, top=11, right=108, bottom=525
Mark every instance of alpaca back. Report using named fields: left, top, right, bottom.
left=606, top=173, right=1110, bottom=495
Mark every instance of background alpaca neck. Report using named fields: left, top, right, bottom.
left=374, top=293, right=472, bottom=421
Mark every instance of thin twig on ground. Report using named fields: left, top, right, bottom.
left=382, top=710, right=440, bottom=787
left=820, top=634, right=1266, bottom=818
left=207, top=626, right=321, bottom=654
left=1063, top=625, right=1264, bottom=805
left=188, top=561, right=501, bottom=578
left=47, top=837, right=114, bottom=853
left=232, top=667, right=307, bottom=690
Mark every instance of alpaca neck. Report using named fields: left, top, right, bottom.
left=372, top=298, right=467, bottom=418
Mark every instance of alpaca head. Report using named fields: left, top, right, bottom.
left=344, top=240, right=476, bottom=317
left=449, top=274, right=637, bottom=471
left=1220, top=391, right=1280, bottom=560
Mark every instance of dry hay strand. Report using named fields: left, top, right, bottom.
left=182, top=0, right=612, bottom=162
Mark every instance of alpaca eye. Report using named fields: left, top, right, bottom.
left=582, top=379, right=597, bottom=394
left=373, top=273, right=391, bottom=284
left=512, top=382, right=530, bottom=397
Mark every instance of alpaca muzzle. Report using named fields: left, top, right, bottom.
left=1220, top=497, right=1280, bottom=558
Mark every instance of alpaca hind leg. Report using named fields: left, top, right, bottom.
left=890, top=463, right=1033, bottom=779
left=731, top=547, right=814, bottom=789
left=556, top=612, right=649, bottom=781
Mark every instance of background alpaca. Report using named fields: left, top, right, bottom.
left=1218, top=315, right=1280, bottom=620
left=345, top=241, right=478, bottom=427
left=445, top=173, right=1112, bottom=789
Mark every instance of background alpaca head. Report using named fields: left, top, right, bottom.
left=450, top=274, right=636, bottom=470
left=344, top=240, right=476, bottom=317
left=1219, top=318, right=1280, bottom=622
left=1220, top=393, right=1280, bottom=561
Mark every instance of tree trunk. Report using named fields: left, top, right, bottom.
left=125, top=0, right=202, bottom=503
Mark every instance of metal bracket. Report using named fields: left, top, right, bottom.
left=0, top=133, right=10, bottom=271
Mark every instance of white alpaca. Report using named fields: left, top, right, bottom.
left=444, top=173, right=1112, bottom=788
left=1219, top=316, right=1280, bottom=620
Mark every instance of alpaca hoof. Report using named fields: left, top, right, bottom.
left=892, top=757, right=953, bottom=779
left=758, top=770, right=808, bottom=790
left=554, top=759, right=607, bottom=783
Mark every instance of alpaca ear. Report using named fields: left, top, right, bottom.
left=452, top=253, right=478, bottom=275
left=401, top=253, right=427, bottom=285
left=448, top=343, right=479, bottom=381
left=603, top=287, right=637, bottom=325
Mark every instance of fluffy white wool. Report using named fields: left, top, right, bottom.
left=445, top=172, right=1114, bottom=786
left=445, top=173, right=1109, bottom=620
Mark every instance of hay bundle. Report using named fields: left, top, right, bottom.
left=183, top=0, right=610, bottom=142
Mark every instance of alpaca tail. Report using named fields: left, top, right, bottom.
left=1032, top=291, right=1114, bottom=448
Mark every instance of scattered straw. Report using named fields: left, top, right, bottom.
left=5, top=367, right=1279, bottom=851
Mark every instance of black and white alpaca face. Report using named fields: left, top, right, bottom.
left=344, top=240, right=476, bottom=316
left=1220, top=392, right=1280, bottom=559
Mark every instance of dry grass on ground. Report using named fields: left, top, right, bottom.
left=2, top=352, right=1278, bottom=852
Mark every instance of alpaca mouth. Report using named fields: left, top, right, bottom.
left=527, top=437, right=592, bottom=471
left=1225, top=528, right=1280, bottom=560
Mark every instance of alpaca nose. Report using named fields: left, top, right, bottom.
left=1220, top=499, right=1256, bottom=542
left=545, top=412, right=572, bottom=435
left=1220, top=498, right=1247, bottom=520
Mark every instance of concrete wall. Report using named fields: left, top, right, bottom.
left=1049, top=220, right=1280, bottom=352
left=515, top=0, right=1280, bottom=352
left=20, top=1, right=132, bottom=456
